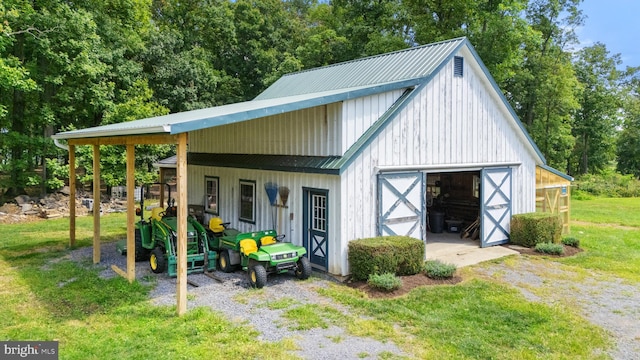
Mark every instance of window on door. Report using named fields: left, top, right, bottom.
left=205, top=176, right=219, bottom=214
left=239, top=180, right=256, bottom=223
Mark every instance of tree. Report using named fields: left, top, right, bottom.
left=617, top=70, right=640, bottom=178
left=571, top=43, right=622, bottom=175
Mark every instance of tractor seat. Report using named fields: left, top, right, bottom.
left=260, top=235, right=276, bottom=246
left=239, top=239, right=258, bottom=256
left=209, top=217, right=225, bottom=234
left=151, top=207, right=164, bottom=221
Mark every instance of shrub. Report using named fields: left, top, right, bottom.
left=510, top=213, right=562, bottom=247
left=574, top=172, right=640, bottom=198
left=423, top=260, right=457, bottom=279
left=562, top=237, right=580, bottom=248
left=367, top=273, right=402, bottom=292
left=348, top=236, right=424, bottom=281
left=535, top=242, right=564, bottom=255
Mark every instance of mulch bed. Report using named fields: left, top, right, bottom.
left=346, top=274, right=463, bottom=299
left=505, top=244, right=583, bottom=258
left=345, top=244, right=582, bottom=299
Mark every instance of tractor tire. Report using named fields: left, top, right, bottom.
left=218, top=250, right=234, bottom=273
left=248, top=264, right=267, bottom=289
left=150, top=247, right=167, bottom=274
left=134, top=229, right=150, bottom=262
left=295, top=256, right=312, bottom=280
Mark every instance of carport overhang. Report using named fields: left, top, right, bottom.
left=54, top=132, right=190, bottom=315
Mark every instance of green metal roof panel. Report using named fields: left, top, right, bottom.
left=52, top=79, right=421, bottom=140
left=188, top=153, right=342, bottom=174
left=255, top=37, right=466, bottom=100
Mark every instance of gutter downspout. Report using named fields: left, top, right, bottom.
left=54, top=138, right=69, bottom=151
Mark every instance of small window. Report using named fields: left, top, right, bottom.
left=205, top=176, right=219, bottom=214
left=454, top=56, right=464, bottom=77
left=473, top=175, right=480, bottom=198
left=239, top=180, right=256, bottom=223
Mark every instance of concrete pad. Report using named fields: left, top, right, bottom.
left=425, top=232, right=519, bottom=268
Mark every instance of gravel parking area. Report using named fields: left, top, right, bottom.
left=67, top=242, right=640, bottom=359
left=476, top=259, right=640, bottom=360
left=69, top=242, right=406, bottom=360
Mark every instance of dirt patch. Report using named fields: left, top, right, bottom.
left=346, top=273, right=463, bottom=299
left=505, top=244, right=583, bottom=258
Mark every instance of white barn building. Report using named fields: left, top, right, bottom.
left=54, top=37, right=565, bottom=277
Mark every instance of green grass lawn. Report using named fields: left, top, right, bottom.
left=2, top=197, right=637, bottom=359
left=572, top=197, right=640, bottom=227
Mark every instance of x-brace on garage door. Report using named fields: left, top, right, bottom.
left=378, top=172, right=425, bottom=240
left=480, top=167, right=512, bottom=247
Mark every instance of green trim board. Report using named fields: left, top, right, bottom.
left=188, top=153, right=342, bottom=175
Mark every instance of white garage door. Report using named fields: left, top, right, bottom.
left=481, top=168, right=512, bottom=247
left=378, top=172, right=425, bottom=240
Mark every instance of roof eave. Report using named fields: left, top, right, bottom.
left=169, top=78, right=424, bottom=134
left=51, top=125, right=171, bottom=140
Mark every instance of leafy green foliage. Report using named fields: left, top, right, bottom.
left=367, top=272, right=402, bottom=292
left=534, top=242, right=564, bottom=255
left=423, top=260, right=457, bottom=279
left=510, top=213, right=562, bottom=247
left=348, top=236, right=424, bottom=280
left=562, top=237, right=580, bottom=248
left=574, top=171, right=640, bottom=197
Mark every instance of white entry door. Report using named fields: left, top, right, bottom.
left=378, top=172, right=425, bottom=240
left=480, top=168, right=512, bottom=247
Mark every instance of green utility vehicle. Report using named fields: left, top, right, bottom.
left=207, top=218, right=312, bottom=288
left=127, top=185, right=217, bottom=276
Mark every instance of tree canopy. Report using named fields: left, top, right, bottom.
left=1, top=0, right=639, bottom=198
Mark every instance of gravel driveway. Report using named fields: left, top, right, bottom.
left=70, top=242, right=640, bottom=359
left=475, top=259, right=640, bottom=360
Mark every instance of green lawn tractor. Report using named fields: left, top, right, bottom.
left=130, top=185, right=217, bottom=277
left=207, top=218, right=312, bottom=288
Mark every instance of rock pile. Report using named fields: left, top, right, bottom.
left=0, top=186, right=128, bottom=224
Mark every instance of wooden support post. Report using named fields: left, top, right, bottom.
left=93, top=145, right=101, bottom=264
left=176, top=133, right=188, bottom=315
left=126, top=144, right=136, bottom=282
left=69, top=145, right=76, bottom=247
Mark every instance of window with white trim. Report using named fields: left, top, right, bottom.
left=205, top=176, right=219, bottom=214
left=239, top=180, right=256, bottom=223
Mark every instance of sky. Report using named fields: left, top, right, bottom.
left=576, top=0, right=640, bottom=69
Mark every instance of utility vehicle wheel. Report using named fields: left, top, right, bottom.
left=295, top=256, right=312, bottom=280
left=248, top=264, right=267, bottom=289
left=150, top=247, right=167, bottom=274
left=218, top=250, right=233, bottom=273
left=134, top=229, right=150, bottom=262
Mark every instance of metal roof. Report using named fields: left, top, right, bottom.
left=52, top=79, right=422, bottom=140
left=256, top=37, right=466, bottom=100
left=188, top=153, right=342, bottom=175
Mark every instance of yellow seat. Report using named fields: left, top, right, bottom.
left=239, top=239, right=258, bottom=256
left=209, top=217, right=225, bottom=233
left=151, top=207, right=164, bottom=221
left=260, top=236, right=276, bottom=246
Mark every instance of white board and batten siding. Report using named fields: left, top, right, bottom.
left=187, top=165, right=342, bottom=274
left=339, top=50, right=538, bottom=268
left=189, top=104, right=342, bottom=156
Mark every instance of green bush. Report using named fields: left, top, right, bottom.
left=423, top=260, right=457, bottom=279
left=562, top=237, right=580, bottom=248
left=510, top=213, right=562, bottom=247
left=367, top=273, right=402, bottom=292
left=574, top=172, right=640, bottom=198
left=535, top=242, right=565, bottom=255
left=348, top=236, right=424, bottom=280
